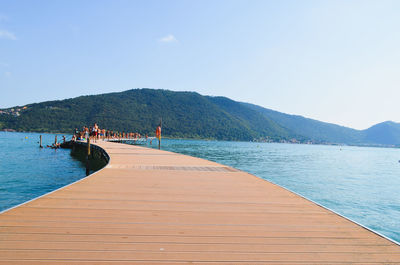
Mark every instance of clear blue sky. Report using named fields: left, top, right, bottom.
left=1, top=0, right=399, bottom=129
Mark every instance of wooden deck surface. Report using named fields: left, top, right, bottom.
left=0, top=141, right=399, bottom=264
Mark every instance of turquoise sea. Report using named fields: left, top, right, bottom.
left=0, top=132, right=85, bottom=212
left=1, top=132, right=399, bottom=244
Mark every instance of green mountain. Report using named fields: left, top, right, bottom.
left=363, top=121, right=400, bottom=145
left=243, top=103, right=400, bottom=145
left=0, top=89, right=295, bottom=141
left=0, top=88, right=399, bottom=145
left=242, top=103, right=364, bottom=144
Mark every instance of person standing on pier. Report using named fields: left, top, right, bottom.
left=92, top=123, right=99, bottom=142
left=156, top=124, right=161, bottom=149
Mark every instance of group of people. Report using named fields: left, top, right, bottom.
left=72, top=123, right=148, bottom=142
left=47, top=136, right=66, bottom=149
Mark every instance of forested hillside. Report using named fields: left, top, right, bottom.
left=242, top=103, right=364, bottom=144
left=243, top=103, right=400, bottom=145
left=0, top=89, right=295, bottom=141
left=1, top=88, right=399, bottom=145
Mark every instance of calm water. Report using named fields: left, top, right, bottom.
left=1, top=133, right=399, bottom=244
left=149, top=138, right=400, bottom=244
left=0, top=132, right=85, bottom=212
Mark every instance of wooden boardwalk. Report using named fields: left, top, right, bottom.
left=0, top=141, right=399, bottom=264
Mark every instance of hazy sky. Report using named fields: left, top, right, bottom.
left=1, top=0, right=399, bottom=129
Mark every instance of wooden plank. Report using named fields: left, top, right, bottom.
left=0, top=250, right=400, bottom=262
left=0, top=233, right=393, bottom=245
left=1, top=241, right=399, bottom=253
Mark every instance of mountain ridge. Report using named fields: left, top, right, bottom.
left=1, top=88, right=399, bottom=146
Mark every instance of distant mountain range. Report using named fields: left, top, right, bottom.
left=1, top=88, right=399, bottom=146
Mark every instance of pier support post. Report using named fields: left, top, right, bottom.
left=39, top=135, right=43, bottom=148
left=158, top=117, right=162, bottom=150
left=86, top=137, right=91, bottom=176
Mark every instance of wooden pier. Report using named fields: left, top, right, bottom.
left=0, top=140, right=399, bottom=264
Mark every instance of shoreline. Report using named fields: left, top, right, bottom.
left=2, top=130, right=399, bottom=149
left=0, top=130, right=400, bottom=149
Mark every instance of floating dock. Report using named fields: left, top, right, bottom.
left=0, top=141, right=399, bottom=264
